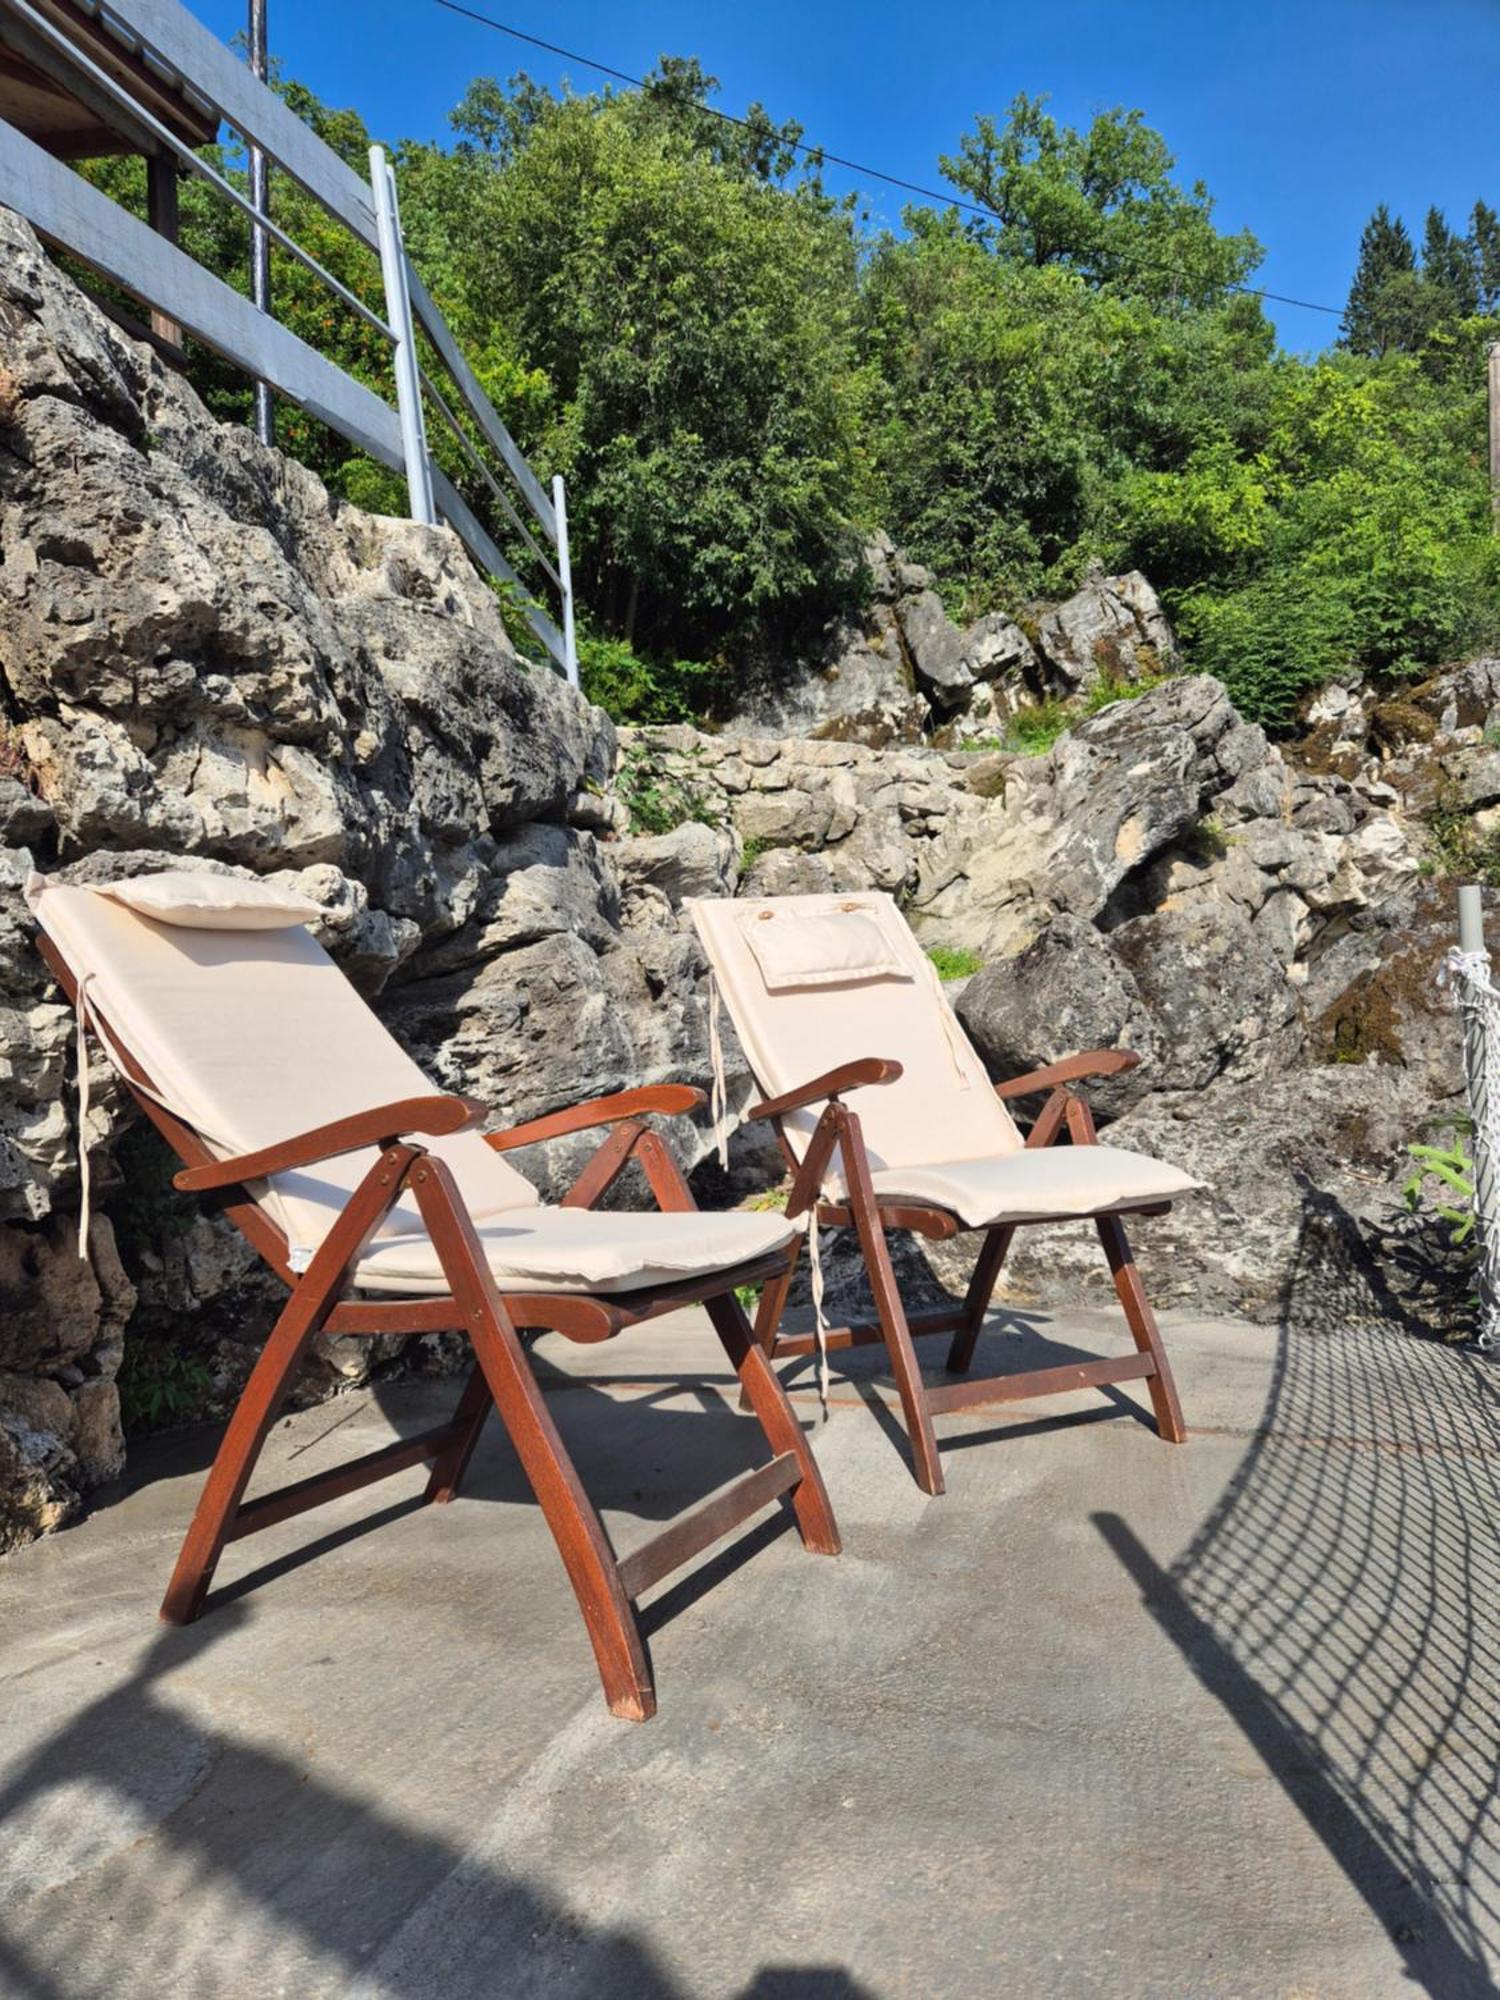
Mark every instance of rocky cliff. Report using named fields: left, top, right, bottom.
left=0, top=205, right=1484, bottom=1553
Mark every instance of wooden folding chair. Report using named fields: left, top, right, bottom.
left=30, top=876, right=839, bottom=1720
left=690, top=892, right=1198, bottom=1497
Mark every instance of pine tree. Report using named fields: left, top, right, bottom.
left=1473, top=199, right=1500, bottom=312
left=1421, top=205, right=1479, bottom=319
left=1343, top=204, right=1417, bottom=354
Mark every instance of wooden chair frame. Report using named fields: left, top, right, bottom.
left=743, top=1049, right=1188, bottom=1497
left=40, top=939, right=840, bottom=1721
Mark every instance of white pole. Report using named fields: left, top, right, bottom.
left=369, top=145, right=435, bottom=526
left=1455, top=883, right=1500, bottom=1346
left=248, top=0, right=273, bottom=446
left=553, top=472, right=579, bottom=688
left=1459, top=882, right=1486, bottom=956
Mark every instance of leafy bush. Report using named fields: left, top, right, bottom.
left=577, top=630, right=717, bottom=722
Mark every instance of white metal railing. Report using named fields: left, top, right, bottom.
left=0, top=0, right=578, bottom=682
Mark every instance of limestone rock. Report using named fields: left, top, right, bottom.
left=1035, top=567, right=1179, bottom=692
left=897, top=589, right=972, bottom=712
left=956, top=914, right=1160, bottom=1120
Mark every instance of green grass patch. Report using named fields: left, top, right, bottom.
left=926, top=945, right=983, bottom=980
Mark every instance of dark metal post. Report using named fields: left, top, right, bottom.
left=248, top=0, right=272, bottom=445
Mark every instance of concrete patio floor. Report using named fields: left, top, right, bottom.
left=1, top=1300, right=1496, bottom=2000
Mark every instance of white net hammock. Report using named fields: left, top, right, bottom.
left=1439, top=945, right=1500, bottom=1350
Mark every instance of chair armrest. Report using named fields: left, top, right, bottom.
left=173, top=1095, right=478, bottom=1192
left=485, top=1085, right=707, bottom=1153
left=995, top=1050, right=1141, bottom=1100
left=746, top=1059, right=903, bottom=1123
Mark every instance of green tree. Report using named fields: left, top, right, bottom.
left=1473, top=199, right=1500, bottom=311
left=1342, top=204, right=1417, bottom=356
left=444, top=66, right=872, bottom=659
left=1421, top=204, right=1479, bottom=320
left=938, top=94, right=1260, bottom=307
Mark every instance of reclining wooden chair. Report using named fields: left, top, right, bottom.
left=689, top=892, right=1199, bottom=1496
left=29, top=871, right=839, bottom=1721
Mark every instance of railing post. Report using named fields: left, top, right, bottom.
left=1455, top=884, right=1500, bottom=1347
left=552, top=473, right=579, bottom=688
left=369, top=144, right=434, bottom=526
left=247, top=0, right=273, bottom=446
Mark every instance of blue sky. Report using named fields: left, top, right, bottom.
left=192, top=0, right=1500, bottom=350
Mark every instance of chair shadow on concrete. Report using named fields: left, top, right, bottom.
left=1098, top=1184, right=1500, bottom=1999
left=119, top=1340, right=810, bottom=1637
left=0, top=1608, right=876, bottom=2000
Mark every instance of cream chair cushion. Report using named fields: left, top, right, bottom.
left=353, top=1206, right=794, bottom=1295
left=869, top=1147, right=1200, bottom=1228
left=691, top=893, right=1023, bottom=1184
left=689, top=891, right=1202, bottom=1220
left=30, top=875, right=797, bottom=1294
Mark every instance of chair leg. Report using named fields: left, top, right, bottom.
left=840, top=1109, right=946, bottom=1497
left=946, top=1224, right=1015, bottom=1374
left=410, top=1159, right=657, bottom=1721
left=737, top=1238, right=800, bottom=1411
left=424, top=1362, right=492, bottom=1504
left=704, top=1292, right=841, bottom=1557
left=1095, top=1214, right=1188, bottom=1444
left=159, top=1142, right=424, bottom=1627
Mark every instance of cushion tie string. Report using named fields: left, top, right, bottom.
left=807, top=1204, right=831, bottom=1417
left=74, top=971, right=96, bottom=1262
left=707, top=969, right=730, bottom=1170
left=919, top=948, right=974, bottom=1090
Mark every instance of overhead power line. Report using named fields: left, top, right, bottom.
left=430, top=0, right=1346, bottom=320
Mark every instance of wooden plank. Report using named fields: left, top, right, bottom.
left=616, top=1452, right=801, bottom=1602
left=0, top=0, right=164, bottom=155
left=923, top=1351, right=1155, bottom=1417
left=226, top=1425, right=457, bottom=1541
left=0, top=114, right=406, bottom=468
left=98, top=0, right=377, bottom=244
left=407, top=261, right=556, bottom=538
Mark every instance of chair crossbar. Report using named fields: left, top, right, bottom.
left=615, top=1451, right=801, bottom=1602
left=226, top=1423, right=461, bottom=1541
left=769, top=1307, right=966, bottom=1359
left=923, top=1351, right=1156, bottom=1418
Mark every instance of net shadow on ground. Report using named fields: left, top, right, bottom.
left=1099, top=1184, right=1500, bottom=1999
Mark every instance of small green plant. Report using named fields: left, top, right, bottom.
left=1082, top=668, right=1168, bottom=716
left=1424, top=786, right=1500, bottom=887
left=116, top=1339, right=215, bottom=1435
left=616, top=745, right=720, bottom=836
left=926, top=945, right=983, bottom=980
left=1003, top=700, right=1073, bottom=756
left=738, top=835, right=772, bottom=871
left=1403, top=1129, right=1478, bottom=1253
left=484, top=574, right=544, bottom=665
left=1180, top=814, right=1231, bottom=865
